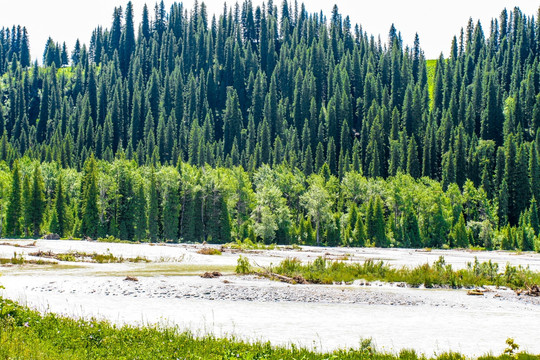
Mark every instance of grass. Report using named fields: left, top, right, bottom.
left=29, top=250, right=150, bottom=264
left=91, top=264, right=237, bottom=277
left=0, top=252, right=57, bottom=266
left=0, top=241, right=37, bottom=248
left=224, top=238, right=277, bottom=250
left=268, top=256, right=540, bottom=289
left=0, top=297, right=537, bottom=360
left=197, top=247, right=222, bottom=255
left=97, top=235, right=146, bottom=244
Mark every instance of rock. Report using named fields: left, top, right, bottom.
left=42, top=233, right=60, bottom=240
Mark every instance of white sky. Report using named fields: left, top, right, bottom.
left=0, top=0, right=537, bottom=62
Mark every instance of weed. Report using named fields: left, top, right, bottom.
left=197, top=247, right=222, bottom=255
left=225, top=238, right=276, bottom=250
left=503, top=338, right=520, bottom=359
left=29, top=250, right=150, bottom=264
left=269, top=256, right=540, bottom=289
left=235, top=255, right=252, bottom=274
left=0, top=252, right=57, bottom=266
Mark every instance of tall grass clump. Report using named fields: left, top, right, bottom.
left=270, top=256, right=540, bottom=289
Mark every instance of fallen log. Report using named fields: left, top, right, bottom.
left=467, top=290, right=485, bottom=296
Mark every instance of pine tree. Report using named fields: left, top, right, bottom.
left=402, top=207, right=422, bottom=248
left=147, top=170, right=160, bottom=242
left=327, top=137, right=337, bottom=175
left=223, top=87, right=243, bottom=154
left=530, top=197, right=540, bottom=235
left=530, top=143, right=540, bottom=208
left=134, top=184, right=147, bottom=241
left=50, top=175, right=68, bottom=237
left=116, top=164, right=135, bottom=241
left=430, top=202, right=449, bottom=248
left=303, top=145, right=313, bottom=175
left=453, top=212, right=469, bottom=248
left=6, top=161, right=22, bottom=237
left=352, top=214, right=366, bottom=247
left=22, top=175, right=31, bottom=237
left=454, top=124, right=467, bottom=188
left=29, top=165, right=46, bottom=236
left=498, top=179, right=509, bottom=226
left=367, top=196, right=387, bottom=247
left=162, top=177, right=180, bottom=242
left=81, top=156, right=100, bottom=238
left=406, top=137, right=420, bottom=179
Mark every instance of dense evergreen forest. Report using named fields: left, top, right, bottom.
left=0, top=1, right=539, bottom=250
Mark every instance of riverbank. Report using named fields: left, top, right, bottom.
left=1, top=297, right=538, bottom=360
left=0, top=239, right=539, bottom=356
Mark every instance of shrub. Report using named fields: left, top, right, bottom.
left=235, top=255, right=252, bottom=274
left=197, top=248, right=222, bottom=255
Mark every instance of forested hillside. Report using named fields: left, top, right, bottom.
left=0, top=1, right=539, bottom=250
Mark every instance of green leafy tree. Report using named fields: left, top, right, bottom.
left=300, top=175, right=332, bottom=246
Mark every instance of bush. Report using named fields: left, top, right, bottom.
left=197, top=248, right=222, bottom=255
left=235, top=255, right=252, bottom=274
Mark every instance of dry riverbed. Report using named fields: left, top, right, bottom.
left=0, top=239, right=539, bottom=357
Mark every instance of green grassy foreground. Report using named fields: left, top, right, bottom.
left=268, top=256, right=540, bottom=289
left=0, top=297, right=537, bottom=360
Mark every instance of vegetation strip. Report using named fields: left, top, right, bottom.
left=255, top=256, right=540, bottom=290
left=0, top=297, right=536, bottom=360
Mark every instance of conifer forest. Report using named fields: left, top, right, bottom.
left=0, top=1, right=539, bottom=251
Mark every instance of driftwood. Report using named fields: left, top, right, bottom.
left=467, top=289, right=485, bottom=296
left=124, top=276, right=139, bottom=282
left=201, top=271, right=222, bottom=278
left=259, top=272, right=309, bottom=284
left=29, top=250, right=56, bottom=258
left=524, top=284, right=540, bottom=297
